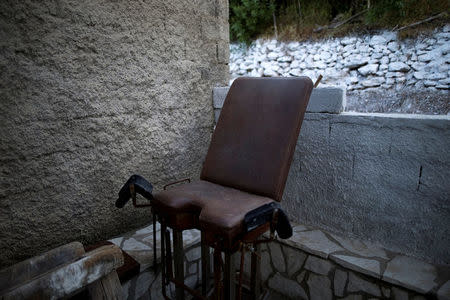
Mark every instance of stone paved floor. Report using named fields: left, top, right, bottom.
left=269, top=223, right=450, bottom=298
left=109, top=223, right=200, bottom=271
left=109, top=222, right=450, bottom=299
left=108, top=224, right=202, bottom=299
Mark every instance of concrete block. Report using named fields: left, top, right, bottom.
left=214, top=109, right=221, bottom=123
left=308, top=87, right=346, bottom=113
left=212, top=86, right=345, bottom=113
left=213, top=87, right=229, bottom=108
left=284, top=112, right=450, bottom=266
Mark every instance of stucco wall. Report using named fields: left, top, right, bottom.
left=213, top=86, right=450, bottom=265
left=284, top=112, right=450, bottom=266
left=0, top=0, right=229, bottom=268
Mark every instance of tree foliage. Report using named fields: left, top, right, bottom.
left=229, top=0, right=449, bottom=43
left=230, top=0, right=275, bottom=44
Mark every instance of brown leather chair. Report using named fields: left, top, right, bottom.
left=152, top=77, right=313, bottom=300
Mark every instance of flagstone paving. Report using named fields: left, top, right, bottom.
left=108, top=221, right=449, bottom=299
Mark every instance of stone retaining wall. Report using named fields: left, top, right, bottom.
left=213, top=86, right=450, bottom=266
left=259, top=237, right=435, bottom=300
left=230, top=26, right=449, bottom=91
left=260, top=223, right=448, bottom=299
left=230, top=26, right=450, bottom=114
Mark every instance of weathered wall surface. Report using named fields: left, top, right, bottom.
left=284, top=112, right=450, bottom=265
left=0, top=0, right=229, bottom=267
left=214, top=87, right=450, bottom=265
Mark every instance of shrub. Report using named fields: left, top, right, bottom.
left=230, top=0, right=275, bottom=44
left=230, top=0, right=449, bottom=42
left=365, top=0, right=406, bottom=25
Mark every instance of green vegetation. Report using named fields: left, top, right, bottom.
left=230, top=0, right=275, bottom=43
left=229, top=0, right=449, bottom=44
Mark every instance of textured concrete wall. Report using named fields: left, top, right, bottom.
left=0, top=0, right=229, bottom=267
left=284, top=112, right=450, bottom=265
left=213, top=87, right=450, bottom=265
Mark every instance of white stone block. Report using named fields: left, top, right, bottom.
left=331, top=254, right=381, bottom=278
left=361, top=78, right=383, bottom=87
left=268, top=242, right=285, bottom=273
left=308, top=273, right=332, bottom=300
left=284, top=245, right=306, bottom=276
left=334, top=269, right=348, bottom=297
left=308, top=87, right=346, bottom=113
left=437, top=280, right=450, bottom=300
left=383, top=255, right=438, bottom=293
left=212, top=87, right=229, bottom=108
left=268, top=272, right=308, bottom=299
left=348, top=272, right=381, bottom=297
left=388, top=61, right=410, bottom=72
left=370, top=35, right=387, bottom=46
left=304, top=255, right=334, bottom=275
left=358, top=64, right=379, bottom=76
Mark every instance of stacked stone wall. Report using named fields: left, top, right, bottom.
left=0, top=0, right=229, bottom=268
left=230, top=26, right=449, bottom=113
left=259, top=241, right=430, bottom=300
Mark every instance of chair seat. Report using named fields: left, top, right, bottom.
left=152, top=180, right=274, bottom=246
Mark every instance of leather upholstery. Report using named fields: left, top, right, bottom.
left=152, top=77, right=313, bottom=247
left=201, top=77, right=313, bottom=201
left=153, top=180, right=274, bottom=246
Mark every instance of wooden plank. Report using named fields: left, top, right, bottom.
left=0, top=241, right=85, bottom=294
left=87, top=272, right=123, bottom=300
left=87, top=280, right=105, bottom=299
left=1, top=245, right=123, bottom=299
left=397, top=12, right=445, bottom=31
left=98, top=272, right=123, bottom=300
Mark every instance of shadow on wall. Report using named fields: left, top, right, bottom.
left=0, top=0, right=229, bottom=268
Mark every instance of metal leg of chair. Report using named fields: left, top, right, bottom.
left=250, top=244, right=261, bottom=300
left=152, top=211, right=157, bottom=270
left=213, top=247, right=223, bottom=300
left=224, top=252, right=236, bottom=300
left=173, top=229, right=185, bottom=300
left=161, top=222, right=168, bottom=298
left=201, top=233, right=210, bottom=295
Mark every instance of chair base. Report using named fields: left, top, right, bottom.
left=158, top=217, right=267, bottom=300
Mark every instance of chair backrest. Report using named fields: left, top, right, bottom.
left=201, top=77, right=313, bottom=201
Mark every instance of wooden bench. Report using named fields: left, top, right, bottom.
left=0, top=242, right=124, bottom=299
